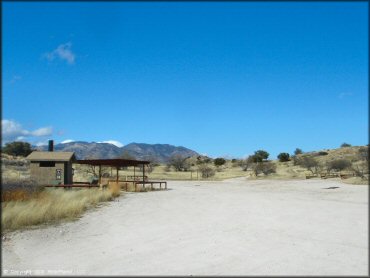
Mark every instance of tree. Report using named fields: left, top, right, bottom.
left=240, top=156, right=254, bottom=171
left=83, top=155, right=110, bottom=177
left=277, top=153, right=290, bottom=162
left=294, top=148, right=303, bottom=155
left=2, top=141, right=33, bottom=157
left=168, top=154, right=190, bottom=171
left=353, top=161, right=368, bottom=179
left=327, top=159, right=352, bottom=172
left=214, top=158, right=226, bottom=167
left=251, top=161, right=276, bottom=176
left=300, top=156, right=320, bottom=175
left=341, top=143, right=352, bottom=148
left=252, top=150, right=269, bottom=162
left=198, top=164, right=215, bottom=178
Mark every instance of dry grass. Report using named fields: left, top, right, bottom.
left=2, top=188, right=121, bottom=232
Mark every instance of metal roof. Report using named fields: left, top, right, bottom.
left=76, top=158, right=150, bottom=167
left=27, top=151, right=76, bottom=162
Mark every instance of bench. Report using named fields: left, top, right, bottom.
left=134, top=181, right=167, bottom=191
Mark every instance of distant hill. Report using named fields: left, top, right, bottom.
left=122, top=143, right=198, bottom=163
left=36, top=141, right=199, bottom=163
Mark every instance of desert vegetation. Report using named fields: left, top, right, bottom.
left=1, top=176, right=121, bottom=232
left=2, top=141, right=34, bottom=157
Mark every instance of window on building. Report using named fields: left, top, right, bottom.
left=39, top=161, right=55, bottom=167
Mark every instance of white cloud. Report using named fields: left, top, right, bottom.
left=44, top=42, right=76, bottom=64
left=61, top=139, right=75, bottom=144
left=31, top=127, right=53, bottom=137
left=98, top=140, right=124, bottom=148
left=2, top=119, right=53, bottom=143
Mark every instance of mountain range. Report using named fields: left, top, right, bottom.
left=36, top=141, right=199, bottom=163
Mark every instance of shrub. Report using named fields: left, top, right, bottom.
left=108, top=182, right=121, bottom=197
left=300, top=156, right=320, bottom=174
left=240, top=156, right=254, bottom=171
left=2, top=141, right=33, bottom=157
left=317, top=151, right=328, bottom=156
left=198, top=164, right=215, bottom=178
left=277, top=153, right=290, bottom=162
left=341, top=143, right=352, bottom=148
left=167, top=154, right=190, bottom=171
left=294, top=148, right=303, bottom=155
left=291, top=155, right=301, bottom=166
left=327, top=159, right=352, bottom=172
left=358, top=147, right=369, bottom=161
left=214, top=158, right=226, bottom=167
left=352, top=161, right=368, bottom=179
left=261, top=162, right=276, bottom=175
left=251, top=161, right=276, bottom=176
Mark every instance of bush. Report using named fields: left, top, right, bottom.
left=327, top=159, right=352, bottom=172
left=352, top=161, right=368, bottom=179
left=358, top=147, right=369, bottom=161
left=277, top=153, right=290, bottom=162
left=167, top=154, right=190, bottom=171
left=318, top=151, right=328, bottom=156
left=196, top=155, right=212, bottom=165
left=198, top=164, right=215, bottom=178
left=294, top=148, right=303, bottom=155
left=251, top=161, right=276, bottom=176
left=341, top=143, right=352, bottom=148
left=261, top=162, right=276, bottom=175
left=214, top=158, right=226, bottom=167
left=240, top=156, right=254, bottom=171
left=291, top=155, right=301, bottom=166
left=2, top=141, right=33, bottom=157
left=300, top=156, right=320, bottom=174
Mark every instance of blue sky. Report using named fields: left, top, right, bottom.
left=2, top=2, right=368, bottom=158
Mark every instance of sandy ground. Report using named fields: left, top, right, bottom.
left=2, top=178, right=368, bottom=276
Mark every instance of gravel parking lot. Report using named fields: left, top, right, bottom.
left=2, top=178, right=368, bottom=276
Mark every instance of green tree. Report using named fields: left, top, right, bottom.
left=341, top=143, right=351, bottom=148
left=251, top=150, right=269, bottom=163
left=214, top=158, right=226, bottom=167
left=277, top=153, right=290, bottom=162
left=2, top=141, right=33, bottom=157
left=294, top=148, right=303, bottom=155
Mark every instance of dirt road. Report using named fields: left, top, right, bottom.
left=2, top=178, right=368, bottom=276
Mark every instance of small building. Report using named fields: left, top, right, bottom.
left=27, top=141, right=76, bottom=185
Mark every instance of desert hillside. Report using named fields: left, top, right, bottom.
left=2, top=145, right=368, bottom=185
